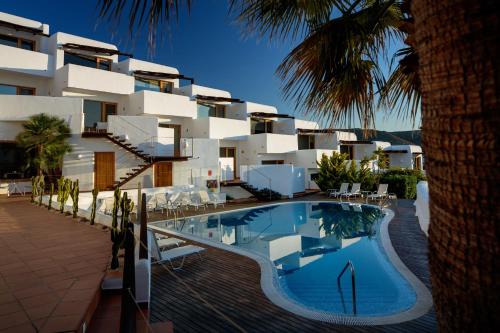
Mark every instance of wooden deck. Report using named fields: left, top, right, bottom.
left=150, top=198, right=436, bottom=332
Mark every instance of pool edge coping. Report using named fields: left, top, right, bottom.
left=149, top=200, right=433, bottom=326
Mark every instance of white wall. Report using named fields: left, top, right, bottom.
left=243, top=133, right=298, bottom=155
left=415, top=181, right=429, bottom=236
left=126, top=90, right=197, bottom=118
left=176, top=84, right=231, bottom=98
left=0, top=96, right=83, bottom=134
left=56, top=64, right=134, bottom=95
left=0, top=44, right=53, bottom=77
left=240, top=164, right=305, bottom=197
left=115, top=59, right=179, bottom=88
left=185, top=117, right=250, bottom=139
left=172, top=138, right=219, bottom=187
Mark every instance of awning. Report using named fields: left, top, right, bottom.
left=0, top=19, right=48, bottom=36
left=61, top=43, right=133, bottom=58
left=195, top=95, right=244, bottom=103
left=340, top=140, right=373, bottom=145
left=297, top=128, right=336, bottom=134
left=384, top=150, right=408, bottom=154
left=133, top=70, right=194, bottom=84
left=250, top=112, right=294, bottom=119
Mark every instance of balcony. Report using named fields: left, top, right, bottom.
left=293, top=149, right=336, bottom=168
left=189, top=117, right=250, bottom=139
left=247, top=133, right=298, bottom=154
left=0, top=44, right=53, bottom=77
left=0, top=96, right=83, bottom=135
left=128, top=90, right=197, bottom=118
left=57, top=64, right=134, bottom=95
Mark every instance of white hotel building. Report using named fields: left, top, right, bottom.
left=0, top=12, right=423, bottom=197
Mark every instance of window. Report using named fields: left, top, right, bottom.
left=220, top=147, right=236, bottom=158
left=262, top=160, right=284, bottom=165
left=83, top=100, right=117, bottom=129
left=0, top=34, right=35, bottom=51
left=298, top=134, right=315, bottom=150
left=413, top=155, right=422, bottom=170
left=64, top=51, right=112, bottom=71
left=251, top=119, right=273, bottom=134
left=134, top=77, right=173, bottom=93
left=340, top=145, right=354, bottom=160
left=197, top=103, right=225, bottom=118
left=0, top=84, right=35, bottom=95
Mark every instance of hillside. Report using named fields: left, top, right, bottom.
left=350, top=129, right=421, bottom=146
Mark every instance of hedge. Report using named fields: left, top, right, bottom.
left=380, top=174, right=418, bottom=199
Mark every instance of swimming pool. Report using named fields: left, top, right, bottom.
left=150, top=201, right=432, bottom=324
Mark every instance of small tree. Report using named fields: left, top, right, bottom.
left=315, top=152, right=349, bottom=191
left=372, top=147, right=389, bottom=172
left=16, top=113, right=71, bottom=176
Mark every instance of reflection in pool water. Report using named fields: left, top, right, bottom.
left=152, top=202, right=417, bottom=317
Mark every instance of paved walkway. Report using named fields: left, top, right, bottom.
left=149, top=198, right=437, bottom=332
left=0, top=196, right=110, bottom=333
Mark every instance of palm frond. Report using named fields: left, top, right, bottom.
left=276, top=0, right=403, bottom=129
left=96, top=0, right=192, bottom=47
left=230, top=0, right=347, bottom=40
left=379, top=46, right=420, bottom=123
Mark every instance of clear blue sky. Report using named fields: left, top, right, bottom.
left=2, top=0, right=419, bottom=131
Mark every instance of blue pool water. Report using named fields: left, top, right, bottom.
left=153, top=202, right=417, bottom=317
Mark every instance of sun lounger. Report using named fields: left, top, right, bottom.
left=148, top=230, right=205, bottom=270
left=189, top=191, right=207, bottom=210
left=341, top=183, right=362, bottom=200
left=210, top=192, right=226, bottom=208
left=328, top=183, right=349, bottom=198
left=366, top=184, right=389, bottom=202
left=155, top=233, right=185, bottom=248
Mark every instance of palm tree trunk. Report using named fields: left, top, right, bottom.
left=412, top=0, right=500, bottom=331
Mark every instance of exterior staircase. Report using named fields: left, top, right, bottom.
left=82, top=131, right=153, bottom=189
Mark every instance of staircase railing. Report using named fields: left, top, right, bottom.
left=337, top=260, right=357, bottom=315
left=244, top=165, right=273, bottom=201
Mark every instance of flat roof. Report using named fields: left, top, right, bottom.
left=195, top=95, right=244, bottom=103
left=61, top=43, right=133, bottom=57
left=134, top=70, right=194, bottom=84
left=251, top=112, right=294, bottom=119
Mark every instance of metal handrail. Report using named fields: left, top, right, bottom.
left=247, top=165, right=273, bottom=200
left=337, top=260, right=357, bottom=315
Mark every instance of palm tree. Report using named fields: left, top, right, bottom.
left=96, top=0, right=499, bottom=330
left=16, top=113, right=72, bottom=176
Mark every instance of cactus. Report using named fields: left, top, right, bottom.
left=37, top=177, right=44, bottom=206
left=59, top=178, right=71, bottom=213
left=90, top=187, right=99, bottom=225
left=31, top=177, right=36, bottom=203
left=110, top=190, right=134, bottom=270
left=48, top=183, right=54, bottom=210
left=70, top=179, right=79, bottom=218
left=56, top=176, right=65, bottom=209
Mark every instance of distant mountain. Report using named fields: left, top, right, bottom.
left=350, top=129, right=421, bottom=146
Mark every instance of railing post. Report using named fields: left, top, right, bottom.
left=120, top=222, right=136, bottom=333
left=139, top=193, right=148, bottom=260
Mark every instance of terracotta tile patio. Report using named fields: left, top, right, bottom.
left=0, top=196, right=111, bottom=333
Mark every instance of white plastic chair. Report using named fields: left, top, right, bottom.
left=328, top=183, right=349, bottom=198
left=148, top=229, right=205, bottom=270
left=341, top=183, right=362, bottom=200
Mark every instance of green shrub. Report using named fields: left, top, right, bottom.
left=383, top=168, right=426, bottom=182
left=316, top=152, right=377, bottom=191
left=380, top=173, right=418, bottom=199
